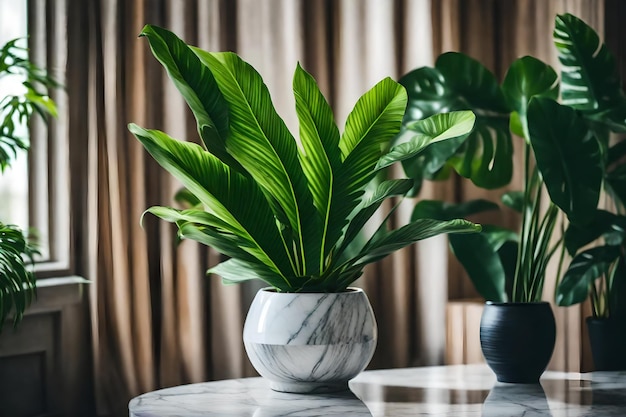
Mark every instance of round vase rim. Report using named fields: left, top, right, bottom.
left=259, top=286, right=364, bottom=294
left=485, top=301, right=551, bottom=306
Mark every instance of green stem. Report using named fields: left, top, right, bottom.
left=553, top=217, right=567, bottom=302
left=590, top=282, right=600, bottom=318
left=513, top=144, right=533, bottom=302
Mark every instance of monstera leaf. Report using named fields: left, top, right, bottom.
left=527, top=97, right=603, bottom=224
left=501, top=56, right=559, bottom=141
left=557, top=245, right=621, bottom=306
left=554, top=13, right=626, bottom=130
left=399, top=52, right=513, bottom=189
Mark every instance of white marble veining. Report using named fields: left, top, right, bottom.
left=129, top=364, right=626, bottom=417
left=243, top=288, right=377, bottom=393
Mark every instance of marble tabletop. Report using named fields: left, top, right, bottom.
left=128, top=364, right=626, bottom=416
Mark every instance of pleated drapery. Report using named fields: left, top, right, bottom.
left=26, top=0, right=620, bottom=415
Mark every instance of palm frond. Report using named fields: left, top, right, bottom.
left=129, top=125, right=293, bottom=279
left=192, top=50, right=322, bottom=277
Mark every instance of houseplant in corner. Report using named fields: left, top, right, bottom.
left=556, top=209, right=626, bottom=371
left=555, top=132, right=626, bottom=371
left=0, top=38, right=57, bottom=331
left=550, top=12, right=626, bottom=372
left=129, top=25, right=480, bottom=393
left=397, top=13, right=620, bottom=382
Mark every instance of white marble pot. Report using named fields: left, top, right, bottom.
left=243, top=287, right=377, bottom=394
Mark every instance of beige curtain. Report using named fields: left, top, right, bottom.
left=40, top=0, right=616, bottom=415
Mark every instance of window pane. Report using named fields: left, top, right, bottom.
left=0, top=1, right=29, bottom=231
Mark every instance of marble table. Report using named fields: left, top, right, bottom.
left=128, top=364, right=626, bottom=416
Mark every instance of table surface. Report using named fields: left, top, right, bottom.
left=128, top=364, right=626, bottom=416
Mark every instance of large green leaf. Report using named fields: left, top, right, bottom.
left=0, top=223, right=37, bottom=331
left=332, top=78, right=406, bottom=259
left=209, top=258, right=289, bottom=289
left=434, top=54, right=512, bottom=188
left=563, top=210, right=620, bottom=255
left=336, top=179, right=413, bottom=263
left=139, top=25, right=241, bottom=171
left=293, top=64, right=343, bottom=267
left=356, top=218, right=481, bottom=266
left=527, top=97, right=602, bottom=223
left=378, top=111, right=475, bottom=169
left=400, top=53, right=513, bottom=189
left=501, top=56, right=558, bottom=139
left=556, top=245, right=621, bottom=306
left=501, top=191, right=525, bottom=213
left=411, top=199, right=499, bottom=221
left=449, top=230, right=512, bottom=302
left=146, top=206, right=239, bottom=234
left=129, top=124, right=292, bottom=278
left=192, top=50, right=321, bottom=276
left=340, top=77, right=407, bottom=188
left=554, top=14, right=625, bottom=115
left=448, top=118, right=513, bottom=189
left=400, top=67, right=453, bottom=120
left=435, top=52, right=510, bottom=113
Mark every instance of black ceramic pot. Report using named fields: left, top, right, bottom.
left=587, top=317, right=626, bottom=371
left=480, top=302, right=556, bottom=383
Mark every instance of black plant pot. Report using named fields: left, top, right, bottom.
left=587, top=317, right=626, bottom=371
left=480, top=302, right=556, bottom=383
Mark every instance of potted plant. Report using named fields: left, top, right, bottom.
left=0, top=38, right=58, bottom=331
left=397, top=13, right=620, bottom=382
left=129, top=25, right=481, bottom=393
left=549, top=11, right=626, bottom=370
left=556, top=212, right=626, bottom=371
left=555, top=132, right=626, bottom=370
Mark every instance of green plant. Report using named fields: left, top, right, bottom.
left=1, top=38, right=58, bottom=171
left=0, top=223, right=37, bottom=329
left=0, top=38, right=57, bottom=330
left=400, top=13, right=623, bottom=303
left=556, top=212, right=626, bottom=318
left=129, top=25, right=481, bottom=293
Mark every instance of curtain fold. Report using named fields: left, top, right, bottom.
left=51, top=0, right=615, bottom=415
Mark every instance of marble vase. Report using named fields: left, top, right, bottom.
left=243, top=287, right=377, bottom=394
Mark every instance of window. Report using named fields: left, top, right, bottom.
left=0, top=2, right=29, bottom=231
left=0, top=2, right=71, bottom=276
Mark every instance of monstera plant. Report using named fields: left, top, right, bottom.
left=397, top=13, right=626, bottom=381
left=399, top=13, right=618, bottom=304
left=0, top=38, right=57, bottom=331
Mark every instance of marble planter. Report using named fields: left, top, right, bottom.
left=243, top=287, right=377, bottom=394
left=480, top=302, right=556, bottom=383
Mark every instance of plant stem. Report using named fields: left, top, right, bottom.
left=513, top=143, right=532, bottom=302
left=590, top=282, right=600, bottom=318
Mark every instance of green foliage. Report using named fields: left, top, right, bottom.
left=399, top=13, right=622, bottom=304
left=0, top=38, right=58, bottom=330
left=131, top=25, right=480, bottom=293
left=0, top=38, right=59, bottom=172
left=0, top=223, right=37, bottom=331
